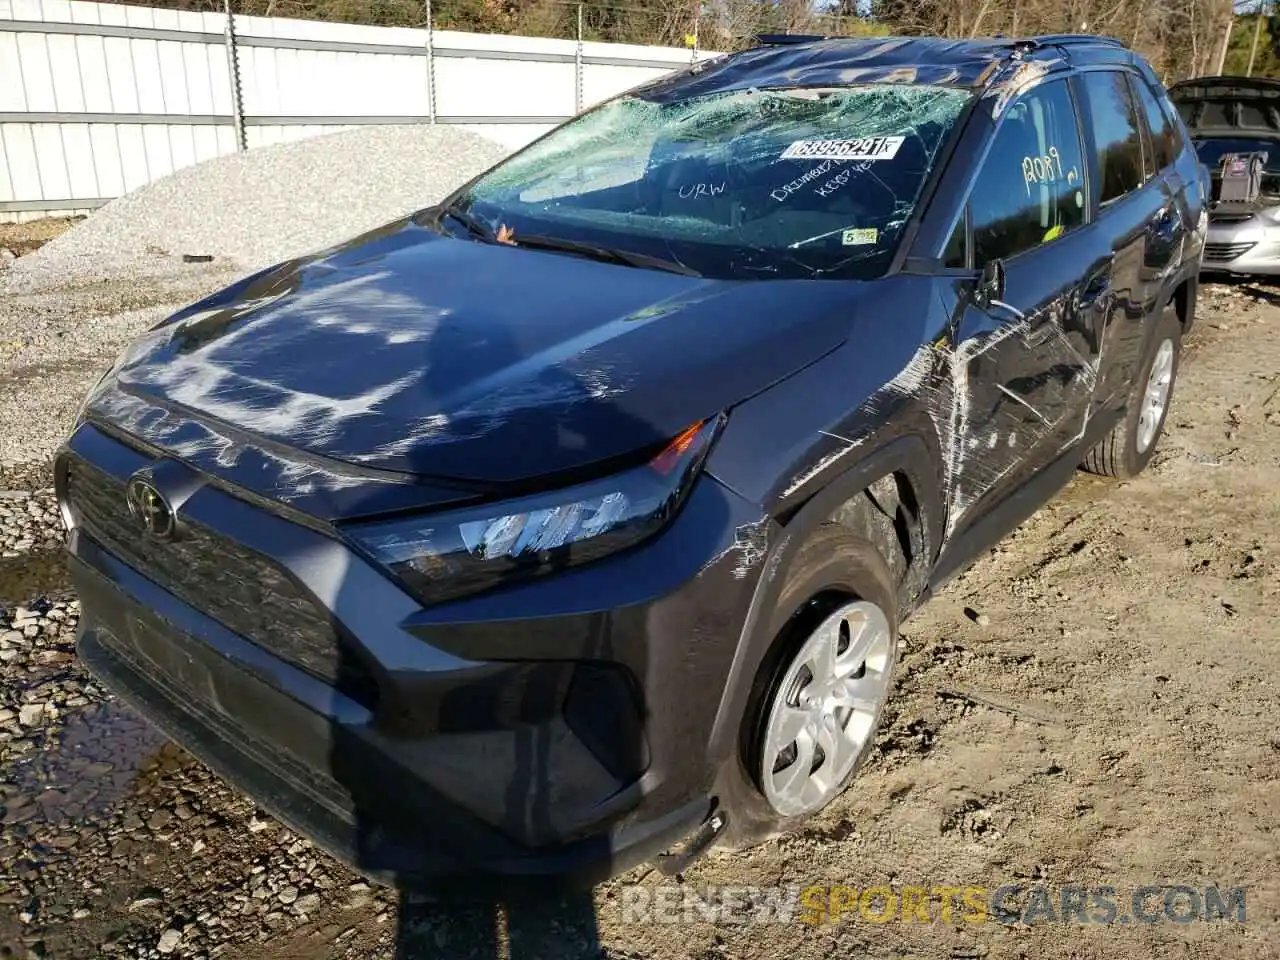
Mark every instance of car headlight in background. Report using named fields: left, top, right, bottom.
left=1253, top=205, right=1280, bottom=238
left=347, top=417, right=722, bottom=605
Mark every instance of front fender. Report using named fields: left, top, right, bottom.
left=704, top=431, right=943, bottom=767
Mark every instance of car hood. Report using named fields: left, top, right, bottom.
left=93, top=216, right=865, bottom=490
left=1168, top=75, right=1280, bottom=138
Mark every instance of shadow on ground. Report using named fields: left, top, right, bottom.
left=388, top=893, right=604, bottom=959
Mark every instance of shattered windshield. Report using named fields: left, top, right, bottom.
left=451, top=84, right=972, bottom=281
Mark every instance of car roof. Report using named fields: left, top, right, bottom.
left=638, top=33, right=1136, bottom=103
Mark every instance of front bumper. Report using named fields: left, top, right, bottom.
left=59, top=422, right=773, bottom=889
left=1201, top=218, right=1280, bottom=275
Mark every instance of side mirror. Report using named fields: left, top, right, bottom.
left=975, top=258, right=1005, bottom=308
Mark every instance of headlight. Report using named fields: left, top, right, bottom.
left=1255, top=207, right=1280, bottom=232
left=347, top=417, right=722, bottom=605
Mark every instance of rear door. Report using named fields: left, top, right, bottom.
left=1075, top=69, right=1174, bottom=407
left=942, top=76, right=1110, bottom=540
left=1130, top=72, right=1189, bottom=285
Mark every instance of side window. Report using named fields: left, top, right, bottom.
left=1161, top=95, right=1188, bottom=154
left=969, top=79, right=1088, bottom=264
left=1081, top=71, right=1145, bottom=205
left=1131, top=75, right=1177, bottom=173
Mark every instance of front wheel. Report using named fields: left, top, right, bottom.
left=756, top=598, right=894, bottom=819
left=716, top=524, right=899, bottom=852
left=1082, top=307, right=1182, bottom=478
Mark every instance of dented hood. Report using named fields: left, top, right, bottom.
left=98, top=216, right=860, bottom=488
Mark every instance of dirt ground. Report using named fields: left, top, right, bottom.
left=0, top=218, right=83, bottom=259
left=1, top=279, right=1278, bottom=960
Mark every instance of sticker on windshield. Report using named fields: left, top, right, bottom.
left=842, top=228, right=878, bottom=246
left=780, top=136, right=905, bottom=162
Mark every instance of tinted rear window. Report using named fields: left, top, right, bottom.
left=1080, top=71, right=1145, bottom=205
left=1132, top=77, right=1177, bottom=172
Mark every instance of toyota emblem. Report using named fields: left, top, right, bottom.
left=126, top=476, right=175, bottom=539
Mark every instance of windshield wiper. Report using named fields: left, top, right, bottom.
left=439, top=203, right=495, bottom=242
left=506, top=233, right=702, bottom=277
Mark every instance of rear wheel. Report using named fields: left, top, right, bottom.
left=1082, top=307, right=1181, bottom=478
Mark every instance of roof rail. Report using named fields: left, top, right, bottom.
left=751, top=32, right=1128, bottom=51
left=752, top=33, right=834, bottom=46
left=1029, top=33, right=1128, bottom=48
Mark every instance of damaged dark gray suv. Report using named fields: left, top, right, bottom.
left=58, top=33, right=1205, bottom=888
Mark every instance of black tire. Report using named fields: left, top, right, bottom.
left=715, top=523, right=899, bottom=853
left=1082, top=307, right=1182, bottom=478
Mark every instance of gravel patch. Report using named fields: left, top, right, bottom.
left=0, top=488, right=62, bottom=559
left=0, top=556, right=396, bottom=959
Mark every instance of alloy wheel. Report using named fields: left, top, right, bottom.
left=760, top=600, right=893, bottom=818
left=1136, top=338, right=1175, bottom=454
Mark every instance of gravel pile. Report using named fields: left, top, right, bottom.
left=8, top=125, right=510, bottom=290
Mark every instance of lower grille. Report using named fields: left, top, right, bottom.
left=1208, top=212, right=1254, bottom=224
left=1204, top=241, right=1257, bottom=262
left=64, top=456, right=375, bottom=700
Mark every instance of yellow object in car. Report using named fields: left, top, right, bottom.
left=1042, top=224, right=1065, bottom=243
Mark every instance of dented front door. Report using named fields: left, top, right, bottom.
left=942, top=225, right=1109, bottom=540
left=935, top=76, right=1109, bottom=541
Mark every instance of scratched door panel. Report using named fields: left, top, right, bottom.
left=1076, top=68, right=1173, bottom=404
left=938, top=76, right=1104, bottom=541
left=944, top=225, right=1106, bottom=541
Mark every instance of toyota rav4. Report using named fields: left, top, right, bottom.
left=58, top=33, right=1205, bottom=888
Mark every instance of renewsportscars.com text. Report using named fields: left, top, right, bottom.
left=617, top=884, right=1248, bottom=926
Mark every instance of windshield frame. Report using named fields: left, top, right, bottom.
left=426, top=81, right=983, bottom=282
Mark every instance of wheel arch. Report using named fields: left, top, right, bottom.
left=1159, top=267, right=1198, bottom=334
left=705, top=432, right=942, bottom=766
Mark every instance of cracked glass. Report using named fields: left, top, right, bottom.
left=452, top=84, right=973, bottom=280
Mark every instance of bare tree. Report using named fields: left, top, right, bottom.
left=105, top=0, right=1264, bottom=82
